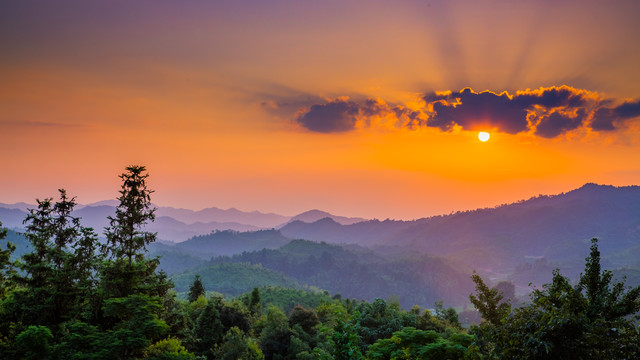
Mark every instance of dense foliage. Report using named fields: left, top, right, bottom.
left=1, top=167, right=638, bottom=359
left=470, top=238, right=640, bottom=359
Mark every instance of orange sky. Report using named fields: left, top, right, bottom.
left=2, top=1, right=640, bottom=219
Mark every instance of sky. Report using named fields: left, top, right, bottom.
left=2, top=0, right=640, bottom=219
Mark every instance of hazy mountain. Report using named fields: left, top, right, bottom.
left=277, top=184, right=640, bottom=284
left=156, top=206, right=289, bottom=228
left=174, top=229, right=291, bottom=259
left=280, top=217, right=414, bottom=247
left=211, top=239, right=475, bottom=308
left=282, top=209, right=367, bottom=226
left=0, top=201, right=371, bottom=242
left=0, top=202, right=34, bottom=212
left=0, top=208, right=28, bottom=230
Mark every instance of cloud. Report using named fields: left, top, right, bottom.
left=294, top=98, right=361, bottom=133
left=423, top=86, right=600, bottom=137
left=290, top=86, right=640, bottom=138
left=592, top=99, right=640, bottom=131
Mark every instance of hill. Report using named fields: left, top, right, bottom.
left=171, top=262, right=302, bottom=296
left=213, top=239, right=474, bottom=308
left=281, top=209, right=366, bottom=226
left=278, top=184, right=640, bottom=283
left=174, top=229, right=291, bottom=259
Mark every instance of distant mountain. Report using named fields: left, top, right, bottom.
left=280, top=217, right=413, bottom=247
left=156, top=206, right=289, bottom=228
left=0, top=208, right=29, bottom=230
left=174, top=229, right=291, bottom=259
left=276, top=184, right=640, bottom=285
left=0, top=200, right=373, bottom=242
left=0, top=202, right=34, bottom=212
left=282, top=209, right=366, bottom=226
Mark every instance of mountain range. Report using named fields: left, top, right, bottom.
left=0, top=201, right=365, bottom=242
left=2, top=183, right=640, bottom=305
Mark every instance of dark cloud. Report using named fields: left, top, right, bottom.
left=294, top=98, right=361, bottom=133
left=290, top=86, right=640, bottom=138
left=592, top=99, right=640, bottom=131
left=535, top=108, right=588, bottom=138
left=423, top=86, right=598, bottom=135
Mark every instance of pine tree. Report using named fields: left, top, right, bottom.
left=104, top=165, right=156, bottom=264
left=188, top=275, right=205, bottom=303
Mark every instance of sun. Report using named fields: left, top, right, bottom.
left=478, top=131, right=490, bottom=142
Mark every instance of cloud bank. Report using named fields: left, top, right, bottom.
left=291, top=86, right=640, bottom=138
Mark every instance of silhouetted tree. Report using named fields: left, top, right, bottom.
left=104, top=165, right=156, bottom=264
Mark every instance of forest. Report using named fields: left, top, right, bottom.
left=1, top=166, right=639, bottom=359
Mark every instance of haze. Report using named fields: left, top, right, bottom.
left=2, top=0, right=640, bottom=219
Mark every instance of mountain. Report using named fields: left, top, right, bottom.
left=277, top=184, right=640, bottom=284
left=174, top=229, right=291, bottom=259
left=0, top=203, right=280, bottom=242
left=212, top=239, right=475, bottom=308
left=156, top=206, right=289, bottom=228
left=0, top=208, right=29, bottom=230
left=0, top=202, right=34, bottom=212
left=282, top=209, right=366, bottom=226
left=0, top=201, right=370, bottom=242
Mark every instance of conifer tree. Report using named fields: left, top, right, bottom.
left=188, top=275, right=205, bottom=303
left=0, top=221, right=16, bottom=298
left=104, top=165, right=156, bottom=263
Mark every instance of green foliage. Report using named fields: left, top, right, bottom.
left=16, top=325, right=53, bottom=360
left=188, top=275, right=205, bottom=303
left=102, top=294, right=170, bottom=358
left=215, top=327, right=264, bottom=360
left=172, top=263, right=301, bottom=297
left=145, top=337, right=195, bottom=360
left=237, top=286, right=335, bottom=314
left=331, top=317, right=363, bottom=360
left=249, top=287, right=262, bottom=315
left=367, top=326, right=472, bottom=360
left=469, top=271, right=511, bottom=326
left=13, top=190, right=101, bottom=327
left=104, top=165, right=156, bottom=264
left=0, top=221, right=16, bottom=298
left=355, top=298, right=416, bottom=349
left=258, top=305, right=292, bottom=359
left=193, top=301, right=224, bottom=357
left=471, top=238, right=640, bottom=359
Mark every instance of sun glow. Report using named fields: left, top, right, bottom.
left=478, top=131, right=490, bottom=142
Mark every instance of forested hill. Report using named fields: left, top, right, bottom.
left=280, top=184, right=640, bottom=277
left=192, top=239, right=475, bottom=308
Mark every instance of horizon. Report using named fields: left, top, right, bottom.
left=1, top=181, right=634, bottom=221
left=2, top=1, right=640, bottom=220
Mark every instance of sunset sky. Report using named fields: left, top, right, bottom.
left=2, top=0, right=640, bottom=219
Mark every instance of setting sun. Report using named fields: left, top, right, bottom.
left=478, top=132, right=490, bottom=142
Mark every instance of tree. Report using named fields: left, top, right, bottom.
left=469, top=272, right=511, bottom=326
left=100, top=165, right=171, bottom=299
left=471, top=238, right=640, bottom=359
left=188, top=275, right=205, bottom=303
left=15, top=325, right=53, bottom=360
left=331, top=317, right=363, bottom=360
left=193, top=302, right=224, bottom=358
left=215, top=327, right=264, bottom=360
left=249, top=287, right=262, bottom=316
left=13, top=190, right=100, bottom=326
left=104, top=165, right=156, bottom=264
left=0, top=221, right=16, bottom=298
